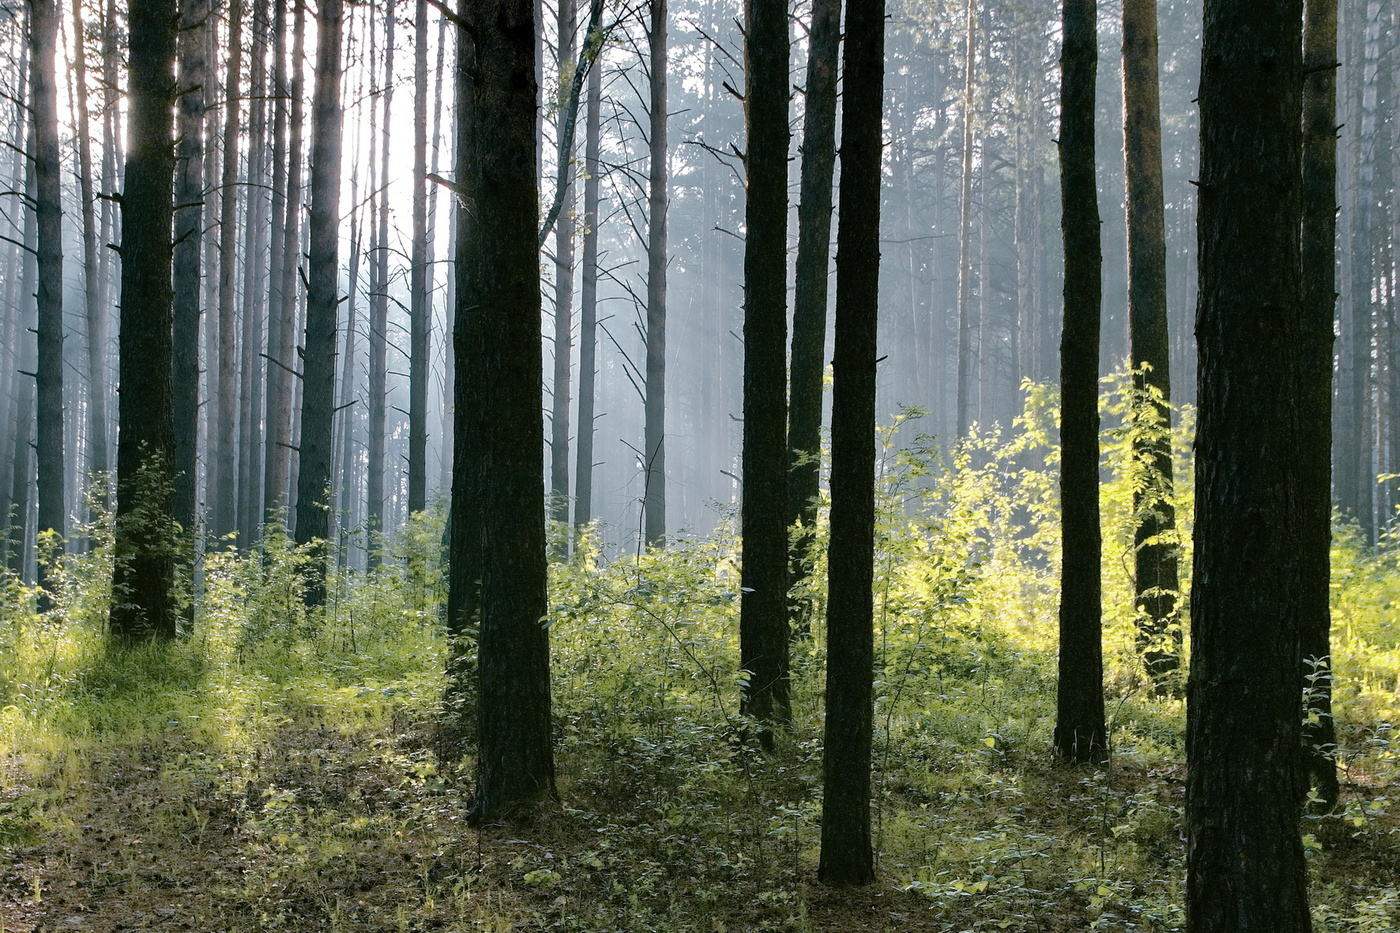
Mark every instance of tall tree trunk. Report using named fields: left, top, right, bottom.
left=70, top=0, right=108, bottom=491
left=337, top=191, right=364, bottom=566
left=7, top=164, right=36, bottom=578
left=642, top=0, right=668, bottom=547
left=1188, top=0, right=1310, bottom=927
left=739, top=0, right=791, bottom=736
left=549, top=0, right=578, bottom=553
left=213, top=0, right=243, bottom=544
left=1300, top=0, right=1340, bottom=810
left=817, top=0, right=882, bottom=886
left=573, top=38, right=602, bottom=536
left=239, top=5, right=270, bottom=538
left=30, top=0, right=65, bottom=594
left=954, top=0, right=977, bottom=439
left=786, top=0, right=841, bottom=635
left=1054, top=0, right=1107, bottom=764
left=294, top=0, right=345, bottom=605
left=172, top=0, right=206, bottom=602
left=408, top=0, right=430, bottom=515
left=110, top=0, right=179, bottom=639
left=1122, top=0, right=1180, bottom=691
left=264, top=0, right=302, bottom=525
left=367, top=0, right=395, bottom=567
left=449, top=0, right=555, bottom=821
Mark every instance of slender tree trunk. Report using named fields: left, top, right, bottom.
left=264, top=0, right=302, bottom=525
left=7, top=166, right=36, bottom=578
left=1054, top=0, right=1107, bottom=765
left=573, top=40, right=602, bottom=536
left=954, top=0, right=977, bottom=439
left=549, top=0, right=578, bottom=553
left=172, top=0, right=206, bottom=601
left=30, top=0, right=65, bottom=594
left=213, top=0, right=243, bottom=543
left=1122, top=0, right=1180, bottom=691
left=337, top=194, right=364, bottom=566
left=366, top=0, right=395, bottom=567
left=450, top=0, right=555, bottom=821
left=642, top=0, right=668, bottom=547
left=1187, top=0, right=1310, bottom=928
left=786, top=0, right=841, bottom=635
left=294, top=0, right=345, bottom=605
left=817, top=0, right=882, bottom=885
left=110, top=0, right=179, bottom=639
left=409, top=0, right=430, bottom=514
left=239, top=6, right=270, bottom=537
left=70, top=0, right=108, bottom=492
left=1300, top=0, right=1340, bottom=810
left=739, top=0, right=791, bottom=736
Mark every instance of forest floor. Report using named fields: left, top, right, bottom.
left=2, top=702, right=1397, bottom=933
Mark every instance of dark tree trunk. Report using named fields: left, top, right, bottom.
left=70, top=0, right=109, bottom=491
left=817, top=0, right=882, bottom=886
left=239, top=6, right=270, bottom=538
left=408, top=0, right=430, bottom=515
left=366, top=0, right=396, bottom=567
left=1054, top=0, right=1107, bottom=765
left=573, top=41, right=602, bottom=536
left=1122, top=0, right=1180, bottom=691
left=7, top=168, right=36, bottom=578
left=739, top=0, right=791, bottom=735
left=172, top=0, right=206, bottom=571
left=786, top=0, right=840, bottom=635
left=264, top=0, right=304, bottom=526
left=1187, top=0, right=1311, bottom=928
left=293, top=0, right=345, bottom=605
left=213, top=0, right=243, bottom=544
left=110, top=0, right=179, bottom=639
left=450, top=0, right=555, bottom=821
left=954, top=0, right=977, bottom=439
left=642, top=0, right=668, bottom=548
left=1300, top=0, right=1340, bottom=811
left=30, top=0, right=65, bottom=593
left=549, top=0, right=578, bottom=553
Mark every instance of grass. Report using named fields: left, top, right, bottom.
left=1, top=388, right=1397, bottom=932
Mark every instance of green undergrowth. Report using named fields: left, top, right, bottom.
left=0, top=374, right=1396, bottom=931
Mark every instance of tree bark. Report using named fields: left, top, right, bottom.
left=1300, top=0, right=1340, bottom=810
left=954, top=0, right=977, bottom=439
left=450, top=0, right=556, bottom=821
left=786, top=0, right=841, bottom=635
left=1122, top=0, right=1180, bottom=691
left=213, top=0, right=243, bottom=544
left=409, top=0, right=430, bottom=515
left=238, top=6, right=270, bottom=538
left=817, top=0, right=882, bottom=886
left=110, top=0, right=179, bottom=639
left=366, top=0, right=396, bottom=567
left=293, top=0, right=345, bottom=605
left=30, top=0, right=65, bottom=593
left=739, top=0, right=791, bottom=736
left=573, top=37, right=602, bottom=536
left=1054, top=0, right=1107, bottom=765
left=1187, top=0, right=1311, bottom=927
left=549, top=0, right=578, bottom=554
left=642, top=0, right=668, bottom=548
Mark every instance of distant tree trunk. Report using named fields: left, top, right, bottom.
left=110, top=0, right=178, bottom=639
left=1054, top=0, right=1107, bottom=765
left=264, top=0, right=304, bottom=526
left=786, top=0, right=840, bottom=635
left=739, top=0, right=791, bottom=736
left=239, top=6, right=270, bottom=537
left=954, top=0, right=977, bottom=439
left=213, top=0, right=243, bottom=544
left=573, top=42, right=602, bottom=536
left=7, top=169, right=36, bottom=578
left=817, top=0, right=882, bottom=886
left=366, top=0, right=396, bottom=567
left=30, top=0, right=66, bottom=591
left=642, top=0, right=668, bottom=548
left=408, top=0, right=430, bottom=514
left=1122, top=0, right=1180, bottom=691
left=449, top=0, right=555, bottom=821
left=337, top=191, right=364, bottom=565
left=1187, top=0, right=1310, bottom=928
left=549, top=0, right=578, bottom=553
left=294, top=0, right=345, bottom=605
left=70, top=0, right=109, bottom=491
left=1300, top=0, right=1340, bottom=810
